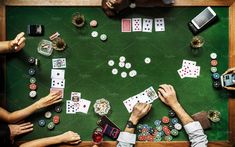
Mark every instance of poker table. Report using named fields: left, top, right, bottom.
left=0, top=0, right=235, bottom=147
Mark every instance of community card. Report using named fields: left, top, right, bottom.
left=66, top=100, right=76, bottom=114
left=177, top=68, right=185, bottom=79
left=50, top=88, right=64, bottom=98
left=52, top=58, right=66, bottom=68
left=155, top=18, right=165, bottom=32
left=78, top=99, right=91, bottom=114
left=132, top=18, right=142, bottom=32
left=143, top=18, right=153, bottom=32
left=51, top=79, right=65, bottom=88
left=182, top=60, right=196, bottom=69
left=71, top=92, right=81, bottom=102
left=73, top=102, right=80, bottom=112
left=121, top=19, right=131, bottom=32
left=51, top=69, right=65, bottom=79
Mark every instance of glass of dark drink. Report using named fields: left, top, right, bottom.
left=92, top=127, right=103, bottom=144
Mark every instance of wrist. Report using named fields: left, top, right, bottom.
left=171, top=103, right=181, bottom=111
left=129, top=115, right=138, bottom=125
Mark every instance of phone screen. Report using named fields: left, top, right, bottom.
left=192, top=7, right=216, bottom=29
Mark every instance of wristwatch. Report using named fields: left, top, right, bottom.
left=126, top=120, right=137, bottom=128
left=129, top=0, right=136, bottom=9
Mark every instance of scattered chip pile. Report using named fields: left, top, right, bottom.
left=137, top=110, right=182, bottom=141
left=90, top=20, right=108, bottom=42
left=210, top=53, right=221, bottom=89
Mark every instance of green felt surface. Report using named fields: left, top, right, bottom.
left=5, top=6, right=228, bottom=141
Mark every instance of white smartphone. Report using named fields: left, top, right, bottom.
left=191, top=7, right=217, bottom=29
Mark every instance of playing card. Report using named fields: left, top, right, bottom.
left=123, top=97, right=138, bottom=113
left=143, top=18, right=153, bottom=32
left=78, top=99, right=91, bottom=114
left=121, top=19, right=131, bottom=32
left=51, top=69, right=65, bottom=79
left=132, top=18, right=142, bottom=32
left=52, top=58, right=66, bottom=68
left=71, top=92, right=81, bottom=102
left=144, top=86, right=159, bottom=101
left=177, top=68, right=185, bottom=79
left=51, top=78, right=65, bottom=88
left=182, top=60, right=196, bottom=69
left=155, top=18, right=165, bottom=32
left=66, top=100, right=76, bottom=114
left=73, top=102, right=80, bottom=112
left=50, top=88, right=64, bottom=98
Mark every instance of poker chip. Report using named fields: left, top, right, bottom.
left=28, top=68, right=36, bottom=76
left=108, top=60, right=115, bottom=66
left=100, top=34, right=107, bottom=41
left=164, top=135, right=173, bottom=141
left=119, top=56, right=126, bottom=62
left=211, top=60, right=218, bottom=66
left=211, top=67, right=217, bottom=73
left=53, top=115, right=60, bottom=125
left=162, top=116, right=170, bottom=124
left=30, top=77, right=36, bottom=84
left=158, top=131, right=164, bottom=136
left=45, top=111, right=52, bottom=119
left=168, top=110, right=175, bottom=117
left=154, top=136, right=162, bottom=142
left=168, top=124, right=174, bottom=130
left=121, top=72, right=127, bottom=78
left=213, top=81, right=221, bottom=89
left=154, top=120, right=161, bottom=126
left=144, top=57, right=151, bottom=64
left=47, top=122, right=55, bottom=130
left=210, top=53, right=217, bottom=59
left=119, top=62, right=125, bottom=68
left=156, top=125, right=162, bottom=131
left=111, top=68, right=118, bottom=75
left=174, top=123, right=182, bottom=130
left=164, top=129, right=171, bottom=136
left=29, top=83, right=37, bottom=90
left=38, top=119, right=46, bottom=127
left=171, top=118, right=178, bottom=124
left=170, top=129, right=179, bottom=136
left=91, top=31, right=98, bottom=38
left=55, top=105, right=62, bottom=113
left=129, top=70, right=137, bottom=77
left=28, top=57, right=35, bottom=65
left=29, top=91, right=37, bottom=98
left=212, top=73, right=220, bottom=80
left=162, top=126, right=169, bottom=131
left=125, top=63, right=131, bottom=69
left=90, top=20, right=98, bottom=27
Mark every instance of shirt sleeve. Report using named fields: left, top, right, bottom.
left=184, top=121, right=208, bottom=147
left=0, top=122, right=11, bottom=146
left=116, top=132, right=136, bottom=147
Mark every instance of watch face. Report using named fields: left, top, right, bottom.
left=127, top=121, right=136, bottom=128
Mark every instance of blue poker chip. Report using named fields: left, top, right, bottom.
left=38, top=119, right=46, bottom=127
left=171, top=118, right=179, bottom=124
left=158, top=131, right=164, bottom=136
left=212, top=73, right=220, bottom=80
left=143, top=124, right=149, bottom=129
left=154, top=120, right=161, bottom=126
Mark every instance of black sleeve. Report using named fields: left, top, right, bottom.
left=0, top=122, right=11, bottom=146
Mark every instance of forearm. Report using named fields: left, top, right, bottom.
left=0, top=41, right=11, bottom=54
left=171, top=103, right=194, bottom=125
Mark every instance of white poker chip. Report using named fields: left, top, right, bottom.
left=108, top=60, right=115, bottom=66
left=91, top=31, right=98, bottom=38
left=129, top=70, right=137, bottom=77
left=144, top=57, right=151, bottom=64
left=119, top=62, right=125, bottom=68
left=125, top=62, right=131, bottom=69
left=174, top=123, right=182, bottom=130
left=121, top=72, right=127, bottom=78
left=29, top=90, right=37, bottom=98
left=112, top=68, right=118, bottom=75
left=100, top=34, right=107, bottom=41
left=119, top=56, right=126, bottom=62
left=44, top=111, right=52, bottom=119
left=210, top=53, right=217, bottom=59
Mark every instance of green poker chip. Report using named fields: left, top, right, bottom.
left=30, top=77, right=36, bottom=83
left=154, top=136, right=162, bottom=142
left=156, top=125, right=162, bottom=131
left=164, top=135, right=173, bottom=141
left=171, top=129, right=179, bottom=136
left=47, top=122, right=55, bottom=130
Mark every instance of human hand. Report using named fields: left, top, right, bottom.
left=129, top=103, right=151, bottom=125
left=158, top=84, right=179, bottom=108
left=35, top=91, right=62, bottom=109
left=222, top=67, right=235, bottom=75
left=102, top=0, right=130, bottom=17
left=9, top=122, right=33, bottom=142
left=9, top=32, right=26, bottom=52
left=224, top=86, right=235, bottom=90
left=59, top=131, right=81, bottom=145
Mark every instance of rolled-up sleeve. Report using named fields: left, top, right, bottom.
left=184, top=121, right=208, bottom=147
left=116, top=132, right=136, bottom=147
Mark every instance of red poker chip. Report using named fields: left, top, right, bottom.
left=29, top=83, right=37, bottom=90
left=162, top=126, right=169, bottom=131
left=211, top=60, right=218, bottom=66
left=53, top=115, right=60, bottom=124
left=164, top=130, right=171, bottom=136
left=162, top=116, right=170, bottom=123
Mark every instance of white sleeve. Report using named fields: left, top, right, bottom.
left=184, top=121, right=208, bottom=147
left=116, top=132, right=136, bottom=147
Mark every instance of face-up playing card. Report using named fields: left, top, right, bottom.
left=66, top=100, right=76, bottom=114
left=121, top=19, right=131, bottom=32
left=51, top=69, right=65, bottom=79
left=155, top=18, right=165, bottom=32
left=143, top=19, right=153, bottom=32
left=123, top=97, right=138, bottom=113
left=71, top=92, right=81, bottom=102
left=52, top=58, right=66, bottom=68
left=182, top=60, right=196, bottom=68
left=50, top=88, right=64, bottom=98
left=78, top=99, right=91, bottom=114
left=132, top=18, right=142, bottom=32
left=51, top=79, right=65, bottom=88
left=177, top=68, right=185, bottom=79
left=144, top=86, right=159, bottom=101
left=177, top=59, right=200, bottom=78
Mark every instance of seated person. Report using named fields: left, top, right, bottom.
left=117, top=84, right=208, bottom=147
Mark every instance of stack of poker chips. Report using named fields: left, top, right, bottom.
left=210, top=53, right=221, bottom=89
left=136, top=110, right=182, bottom=142
left=28, top=57, right=39, bottom=98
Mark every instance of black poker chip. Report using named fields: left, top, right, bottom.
left=28, top=68, right=36, bottom=76
left=168, top=109, right=176, bottom=117
left=55, top=105, right=62, bottom=113
left=28, top=57, right=35, bottom=65
left=213, top=81, right=221, bottom=89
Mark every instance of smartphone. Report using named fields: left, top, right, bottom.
left=97, top=115, right=120, bottom=130
left=27, top=24, right=44, bottom=36
left=191, top=7, right=217, bottom=29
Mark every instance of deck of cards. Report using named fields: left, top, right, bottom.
left=123, top=86, right=158, bottom=113
left=66, top=92, right=91, bottom=114
left=177, top=60, right=200, bottom=79
left=121, top=18, right=165, bottom=33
